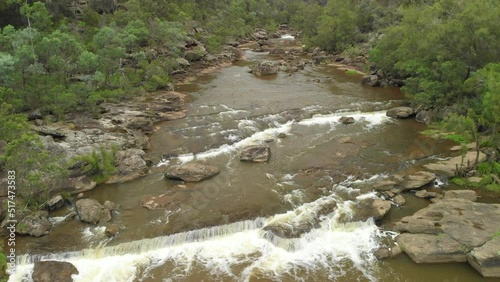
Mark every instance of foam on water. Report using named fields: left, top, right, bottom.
left=12, top=198, right=382, bottom=282
left=280, top=34, right=295, bottom=40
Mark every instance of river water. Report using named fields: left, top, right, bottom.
left=11, top=37, right=490, bottom=281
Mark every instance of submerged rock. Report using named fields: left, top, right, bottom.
left=386, top=107, right=415, bottom=119
left=32, top=261, right=78, bottom=282
left=339, top=116, right=355, bottom=125
left=240, top=145, right=271, bottom=162
left=75, top=198, right=112, bottom=225
left=164, top=162, right=220, bottom=182
left=361, top=75, right=379, bottom=86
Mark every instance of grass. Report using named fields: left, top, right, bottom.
left=345, top=69, right=358, bottom=75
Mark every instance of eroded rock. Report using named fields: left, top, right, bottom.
left=468, top=237, right=500, bottom=277
left=32, top=261, right=78, bottom=282
left=240, top=145, right=271, bottom=163
left=396, top=233, right=467, bottom=263
left=386, top=107, right=415, bottom=119
left=16, top=211, right=52, bottom=237
left=252, top=61, right=279, bottom=76
left=75, top=198, right=112, bottom=225
left=164, top=162, right=220, bottom=182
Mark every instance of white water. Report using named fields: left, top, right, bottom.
left=12, top=195, right=382, bottom=282
left=281, top=34, right=295, bottom=40
left=160, top=111, right=393, bottom=165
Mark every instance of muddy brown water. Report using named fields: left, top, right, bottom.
left=12, top=38, right=498, bottom=282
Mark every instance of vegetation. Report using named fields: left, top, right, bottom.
left=0, top=0, right=499, bottom=206
left=73, top=146, right=118, bottom=183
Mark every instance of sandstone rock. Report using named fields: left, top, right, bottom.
left=361, top=75, right=379, bottom=86
left=32, top=261, right=78, bottom=282
left=374, top=246, right=402, bottom=260
left=339, top=116, right=355, bottom=124
left=415, top=110, right=433, bottom=125
left=46, top=195, right=65, bottom=211
left=393, top=194, right=406, bottom=205
left=394, top=198, right=500, bottom=248
left=165, top=162, right=219, bottom=182
left=386, top=107, right=415, bottom=119
left=443, top=190, right=477, bottom=202
left=16, top=211, right=52, bottom=237
left=468, top=237, right=500, bottom=277
left=103, top=200, right=119, bottom=211
left=253, top=61, right=279, bottom=76
left=401, top=171, right=436, bottom=190
left=240, top=145, right=271, bottom=163
left=415, top=190, right=438, bottom=199
left=423, top=151, right=487, bottom=176
left=371, top=199, right=392, bottom=220
left=75, top=198, right=112, bottom=225
left=396, top=233, right=467, bottom=263
left=105, top=224, right=120, bottom=237
left=467, top=177, right=483, bottom=183
left=277, top=133, right=287, bottom=138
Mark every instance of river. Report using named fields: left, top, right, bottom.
left=11, top=36, right=489, bottom=282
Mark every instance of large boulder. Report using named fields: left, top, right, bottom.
left=45, top=195, right=65, bottom=211
left=32, top=261, right=78, bottom=282
left=424, top=151, right=487, bottom=176
left=164, top=162, right=219, bottom=182
left=252, top=61, right=279, bottom=76
left=386, top=107, right=415, bottom=119
left=240, top=145, right=271, bottom=163
left=16, top=211, right=52, bottom=237
left=107, top=149, right=148, bottom=183
left=361, top=75, right=379, bottom=86
left=400, top=171, right=436, bottom=190
left=75, top=198, right=112, bottom=225
left=339, top=116, right=355, bottom=125
left=396, top=233, right=467, bottom=263
left=468, top=237, right=500, bottom=277
left=415, top=110, right=434, bottom=125
left=444, top=190, right=477, bottom=201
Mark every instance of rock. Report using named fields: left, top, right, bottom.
left=468, top=237, right=500, bottom=277
left=443, top=190, right=477, bottom=202
left=16, top=211, right=52, bottom=237
left=450, top=142, right=476, bottom=152
left=339, top=116, right=355, bottom=125
left=394, top=198, right=500, bottom=248
left=141, top=191, right=190, bottom=210
left=107, top=149, right=148, bottom=183
left=103, top=200, right=119, bottom=211
left=415, top=110, right=433, bottom=125
left=105, top=224, right=120, bottom=237
left=75, top=198, right=112, bottom=225
left=46, top=195, right=65, bottom=211
left=393, top=194, right=406, bottom=205
left=374, top=246, right=402, bottom=260
left=386, top=107, right=415, bottom=119
left=165, top=162, right=220, bottom=182
left=28, top=109, right=43, bottom=121
left=467, top=176, right=483, bottom=183
left=176, top=57, right=190, bottom=67
left=77, top=193, right=84, bottom=198
left=240, top=145, right=271, bottom=163
left=401, top=171, right=436, bottom=190
left=371, top=199, right=392, bottom=220
left=277, top=133, right=287, bottom=138
left=269, top=48, right=286, bottom=55
left=32, top=261, right=79, bottom=282
left=35, top=126, right=67, bottom=138
left=252, top=30, right=268, bottom=40
left=263, top=197, right=337, bottom=238
left=184, top=45, right=206, bottom=62
left=253, top=61, right=279, bottom=76
left=424, top=151, right=487, bottom=176
left=361, top=75, right=379, bottom=86
left=396, top=233, right=467, bottom=263
left=414, top=190, right=438, bottom=199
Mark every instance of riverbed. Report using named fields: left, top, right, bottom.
left=11, top=37, right=491, bottom=282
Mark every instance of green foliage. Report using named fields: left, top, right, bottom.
left=0, top=247, right=6, bottom=282
left=450, top=177, right=468, bottom=187
left=74, top=146, right=117, bottom=183
left=486, top=183, right=500, bottom=193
